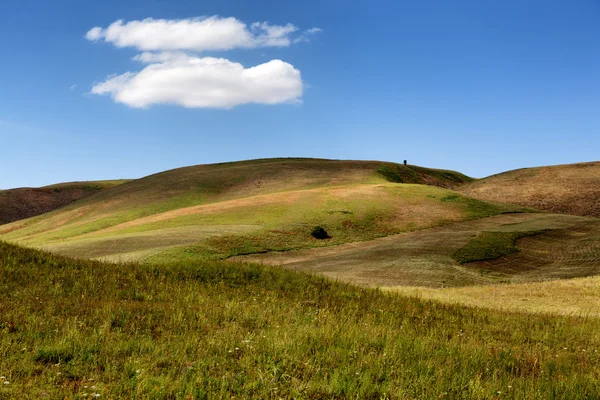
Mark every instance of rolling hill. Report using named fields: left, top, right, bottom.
left=0, top=180, right=129, bottom=226
left=1, top=158, right=598, bottom=295
left=459, top=161, right=600, bottom=217
left=0, top=158, right=516, bottom=262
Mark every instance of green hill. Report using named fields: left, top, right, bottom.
left=0, top=180, right=128, bottom=225
left=1, top=241, right=599, bottom=398
left=1, top=158, right=515, bottom=262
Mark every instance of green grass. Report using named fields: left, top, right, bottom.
left=4, top=181, right=525, bottom=263
left=143, top=185, right=523, bottom=263
left=376, top=164, right=473, bottom=186
left=1, top=159, right=503, bottom=264
left=453, top=230, right=546, bottom=264
left=234, top=213, right=600, bottom=288
left=1, top=158, right=472, bottom=241
left=1, top=241, right=600, bottom=398
left=41, top=180, right=131, bottom=191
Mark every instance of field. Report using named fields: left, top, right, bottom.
left=1, top=159, right=508, bottom=263
left=235, top=213, right=600, bottom=288
left=2, top=242, right=600, bottom=399
left=1, top=158, right=600, bottom=398
left=391, top=276, right=600, bottom=317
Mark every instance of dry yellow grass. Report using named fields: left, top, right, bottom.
left=460, top=161, right=600, bottom=217
left=388, top=276, right=600, bottom=317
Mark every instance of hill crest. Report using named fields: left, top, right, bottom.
left=460, top=161, right=600, bottom=217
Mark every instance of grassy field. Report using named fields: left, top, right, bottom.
left=2, top=241, right=600, bottom=399
left=1, top=159, right=513, bottom=263
left=235, top=213, right=600, bottom=288
left=9, top=184, right=519, bottom=262
left=459, top=161, right=600, bottom=218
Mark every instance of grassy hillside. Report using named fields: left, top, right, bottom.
left=1, top=158, right=510, bottom=262
left=235, top=213, right=600, bottom=288
left=459, top=161, right=600, bottom=217
left=1, top=241, right=600, bottom=399
left=0, top=180, right=128, bottom=225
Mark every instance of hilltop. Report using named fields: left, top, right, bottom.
left=459, top=161, right=600, bottom=217
left=0, top=180, right=129, bottom=226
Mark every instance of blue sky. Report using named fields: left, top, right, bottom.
left=0, top=0, right=598, bottom=188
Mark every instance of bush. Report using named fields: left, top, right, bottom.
left=311, top=226, right=330, bottom=239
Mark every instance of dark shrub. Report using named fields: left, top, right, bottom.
left=311, top=226, right=330, bottom=239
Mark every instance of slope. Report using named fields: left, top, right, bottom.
left=0, top=158, right=515, bottom=262
left=234, top=213, right=600, bottom=288
left=0, top=180, right=129, bottom=225
left=459, top=161, right=600, bottom=217
left=1, top=241, right=600, bottom=398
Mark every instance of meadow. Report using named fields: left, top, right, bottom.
left=0, top=159, right=499, bottom=263
left=2, top=158, right=600, bottom=398
left=235, top=213, right=600, bottom=289
left=1, top=241, right=600, bottom=399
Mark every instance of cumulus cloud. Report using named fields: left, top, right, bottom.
left=91, top=55, right=303, bottom=109
left=85, top=16, right=311, bottom=51
left=86, top=16, right=319, bottom=109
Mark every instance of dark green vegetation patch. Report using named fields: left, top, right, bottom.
left=453, top=230, right=546, bottom=264
left=1, top=241, right=600, bottom=398
left=310, top=225, right=330, bottom=239
left=377, top=163, right=473, bottom=188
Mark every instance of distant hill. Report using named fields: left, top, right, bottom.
left=0, top=180, right=129, bottom=226
left=0, top=158, right=510, bottom=262
left=459, top=161, right=600, bottom=218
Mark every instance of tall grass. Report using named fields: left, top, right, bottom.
left=1, top=241, right=599, bottom=398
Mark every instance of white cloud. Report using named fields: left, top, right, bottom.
left=294, top=27, right=323, bottom=44
left=250, top=22, right=298, bottom=47
left=91, top=55, right=303, bottom=109
left=86, top=16, right=319, bottom=109
left=86, top=16, right=307, bottom=52
left=85, top=26, right=103, bottom=41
